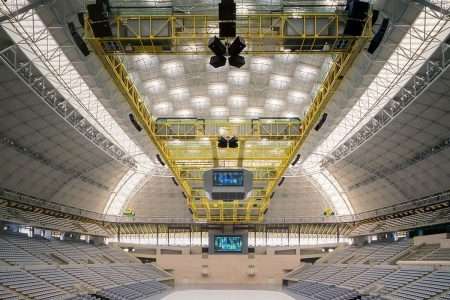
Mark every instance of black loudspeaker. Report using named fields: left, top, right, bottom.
left=219, top=22, right=236, bottom=38
left=128, top=113, right=142, bottom=132
left=87, top=3, right=112, bottom=37
left=228, top=136, right=238, bottom=148
left=218, top=136, right=228, bottom=148
left=208, top=36, right=227, bottom=56
left=314, top=113, right=328, bottom=131
left=90, top=20, right=112, bottom=37
left=67, top=22, right=90, bottom=56
left=270, top=192, right=275, bottom=199
left=371, top=10, right=380, bottom=26
left=171, top=177, right=179, bottom=186
left=77, top=12, right=85, bottom=28
left=228, top=55, right=245, bottom=68
left=210, top=55, right=227, bottom=68
left=346, top=0, right=369, bottom=20
left=219, top=0, right=236, bottom=21
left=291, top=154, right=301, bottom=166
left=182, top=192, right=187, bottom=199
left=189, top=208, right=193, bottom=214
left=368, top=18, right=389, bottom=54
left=156, top=154, right=165, bottom=166
left=278, top=177, right=285, bottom=186
left=344, top=0, right=369, bottom=36
left=87, top=4, right=106, bottom=21
left=263, top=208, right=268, bottom=215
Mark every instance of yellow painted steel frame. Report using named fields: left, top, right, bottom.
left=84, top=13, right=371, bottom=55
left=86, top=12, right=371, bottom=224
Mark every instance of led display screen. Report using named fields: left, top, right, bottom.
left=214, top=235, right=242, bottom=252
left=212, top=170, right=244, bottom=187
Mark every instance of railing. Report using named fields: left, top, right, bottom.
left=1, top=187, right=449, bottom=225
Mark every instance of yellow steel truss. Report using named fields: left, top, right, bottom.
left=84, top=13, right=371, bottom=54
left=86, top=12, right=372, bottom=224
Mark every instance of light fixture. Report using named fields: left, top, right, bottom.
left=208, top=36, right=226, bottom=56
left=208, top=36, right=246, bottom=68
left=210, top=55, right=227, bottom=68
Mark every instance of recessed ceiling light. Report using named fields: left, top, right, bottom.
left=250, top=57, right=272, bottom=73
left=143, top=79, right=166, bottom=94
left=228, top=70, right=250, bottom=86
left=211, top=106, right=229, bottom=117
left=175, top=109, right=194, bottom=117
left=169, top=87, right=190, bottom=102
left=288, top=90, right=309, bottom=105
left=265, top=98, right=285, bottom=111
left=161, top=60, right=184, bottom=77
left=153, top=102, right=173, bottom=115
left=208, top=83, right=229, bottom=97
left=191, top=96, right=210, bottom=109
left=228, top=95, right=248, bottom=108
left=246, top=107, right=264, bottom=118
left=270, top=75, right=291, bottom=89
left=295, top=64, right=320, bottom=82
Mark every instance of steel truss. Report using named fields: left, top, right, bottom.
left=83, top=13, right=371, bottom=55
left=324, top=42, right=450, bottom=166
left=85, top=7, right=372, bottom=223
left=286, top=3, right=450, bottom=177
left=0, top=45, right=136, bottom=169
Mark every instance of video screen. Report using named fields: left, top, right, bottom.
left=213, top=170, right=244, bottom=187
left=214, top=235, right=242, bottom=253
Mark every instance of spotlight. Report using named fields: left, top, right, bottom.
left=228, top=36, right=246, bottom=56
left=228, top=55, right=245, bottom=68
left=218, top=136, right=228, bottom=148
left=208, top=36, right=226, bottom=56
left=228, top=136, right=238, bottom=148
left=210, top=55, right=227, bottom=68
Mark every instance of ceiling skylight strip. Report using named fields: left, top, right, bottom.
left=1, top=1, right=157, bottom=171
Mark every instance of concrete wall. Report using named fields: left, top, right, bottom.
left=413, top=233, right=449, bottom=246
left=155, top=254, right=300, bottom=286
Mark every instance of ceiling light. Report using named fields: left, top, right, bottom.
left=246, top=107, right=264, bottom=118
left=270, top=75, right=291, bottom=89
left=228, top=95, right=247, bottom=108
left=175, top=109, right=194, bottom=117
left=161, top=60, right=184, bottom=77
left=191, top=96, right=210, bottom=109
left=251, top=57, right=272, bottom=73
left=295, top=64, right=320, bottom=82
left=229, top=70, right=249, bottom=85
left=265, top=98, right=285, bottom=111
left=288, top=90, right=309, bottom=105
left=169, top=87, right=190, bottom=102
left=211, top=106, right=229, bottom=117
left=143, top=79, right=166, bottom=94
left=153, top=102, right=173, bottom=115
left=208, top=83, right=229, bottom=97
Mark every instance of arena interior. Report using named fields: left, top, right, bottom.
left=0, top=0, right=449, bottom=299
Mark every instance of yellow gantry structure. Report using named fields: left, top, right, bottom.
left=85, top=11, right=372, bottom=223
left=84, top=13, right=370, bottom=55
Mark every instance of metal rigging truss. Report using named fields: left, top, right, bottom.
left=86, top=10, right=372, bottom=223
left=83, top=13, right=371, bottom=55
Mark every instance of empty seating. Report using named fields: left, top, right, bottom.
left=0, top=269, right=70, bottom=299
left=390, top=270, right=450, bottom=300
left=377, top=268, right=431, bottom=295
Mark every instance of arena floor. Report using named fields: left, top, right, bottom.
left=161, top=290, right=296, bottom=300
